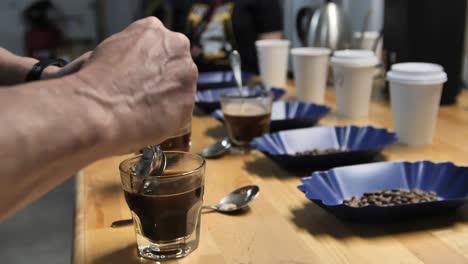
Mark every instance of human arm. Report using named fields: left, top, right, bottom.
left=0, top=47, right=91, bottom=85
left=0, top=17, right=197, bottom=220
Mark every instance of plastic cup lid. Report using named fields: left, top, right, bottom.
left=387, top=62, right=447, bottom=85
left=291, top=47, right=331, bottom=56
left=255, top=39, right=290, bottom=47
left=330, top=49, right=379, bottom=67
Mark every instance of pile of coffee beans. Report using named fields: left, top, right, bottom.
left=295, top=148, right=350, bottom=156
left=343, top=189, right=439, bottom=207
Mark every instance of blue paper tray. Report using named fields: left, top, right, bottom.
left=298, top=161, right=468, bottom=222
left=252, top=126, right=397, bottom=172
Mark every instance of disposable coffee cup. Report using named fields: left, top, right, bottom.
left=255, top=39, right=290, bottom=87
left=291, top=47, right=331, bottom=104
left=387, top=62, right=447, bottom=146
left=331, top=50, right=379, bottom=117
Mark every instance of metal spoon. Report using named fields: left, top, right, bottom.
left=151, top=145, right=166, bottom=176
left=201, top=137, right=232, bottom=159
left=135, top=146, right=157, bottom=176
left=111, top=185, right=260, bottom=228
left=202, top=185, right=260, bottom=213
left=138, top=145, right=167, bottom=194
left=136, top=146, right=166, bottom=177
left=229, top=50, right=248, bottom=96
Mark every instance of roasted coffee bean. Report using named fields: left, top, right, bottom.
left=295, top=148, right=350, bottom=156
left=343, top=189, right=440, bottom=207
left=383, top=190, right=392, bottom=196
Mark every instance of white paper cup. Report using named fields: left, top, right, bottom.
left=255, top=39, right=290, bottom=87
left=331, top=50, right=379, bottom=117
left=291, top=47, right=331, bottom=104
left=387, top=63, right=447, bottom=146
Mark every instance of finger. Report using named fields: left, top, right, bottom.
left=58, top=51, right=93, bottom=76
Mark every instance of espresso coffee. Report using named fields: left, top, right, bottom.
left=223, top=102, right=271, bottom=146
left=160, top=131, right=192, bottom=151
left=125, top=170, right=203, bottom=242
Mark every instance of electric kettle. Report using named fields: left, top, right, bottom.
left=296, top=0, right=352, bottom=50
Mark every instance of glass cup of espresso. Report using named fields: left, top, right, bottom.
left=220, top=91, right=273, bottom=151
left=119, top=152, right=206, bottom=260
left=159, top=124, right=192, bottom=151
left=138, top=124, right=192, bottom=155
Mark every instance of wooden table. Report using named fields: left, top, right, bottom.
left=74, top=83, right=468, bottom=264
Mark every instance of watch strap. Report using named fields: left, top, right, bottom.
left=25, top=58, right=68, bottom=82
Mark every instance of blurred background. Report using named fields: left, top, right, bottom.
left=0, top=0, right=467, bottom=263
left=0, top=0, right=385, bottom=61
left=2, top=0, right=467, bottom=84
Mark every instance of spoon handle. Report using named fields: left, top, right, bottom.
left=111, top=219, right=133, bottom=228
left=202, top=205, right=218, bottom=210
left=229, top=50, right=247, bottom=96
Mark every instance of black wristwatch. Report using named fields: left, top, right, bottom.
left=25, top=58, right=68, bottom=82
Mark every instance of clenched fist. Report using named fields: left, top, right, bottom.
left=74, top=17, right=198, bottom=153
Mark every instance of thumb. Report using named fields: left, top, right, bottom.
left=58, top=51, right=93, bottom=77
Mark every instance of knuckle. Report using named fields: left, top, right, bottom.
left=167, top=32, right=190, bottom=54
left=174, top=32, right=190, bottom=51
left=141, top=27, right=154, bottom=37
left=142, top=16, right=162, bottom=27
left=132, top=16, right=163, bottom=29
left=130, top=18, right=146, bottom=28
left=190, top=62, right=198, bottom=82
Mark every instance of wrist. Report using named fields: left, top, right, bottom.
left=56, top=74, right=118, bottom=156
left=17, top=57, right=39, bottom=83
left=26, top=59, right=67, bottom=82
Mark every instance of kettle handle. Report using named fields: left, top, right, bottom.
left=296, top=7, right=314, bottom=46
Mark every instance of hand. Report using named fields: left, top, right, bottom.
left=41, top=51, right=93, bottom=80
left=73, top=17, right=198, bottom=154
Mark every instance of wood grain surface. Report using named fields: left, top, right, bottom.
left=73, top=82, right=468, bottom=264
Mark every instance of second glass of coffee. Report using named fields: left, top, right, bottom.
left=220, top=91, right=273, bottom=150
left=119, top=152, right=205, bottom=260
left=159, top=124, right=192, bottom=151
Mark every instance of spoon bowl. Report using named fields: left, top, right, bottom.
left=203, top=185, right=260, bottom=213
left=201, top=138, right=232, bottom=159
